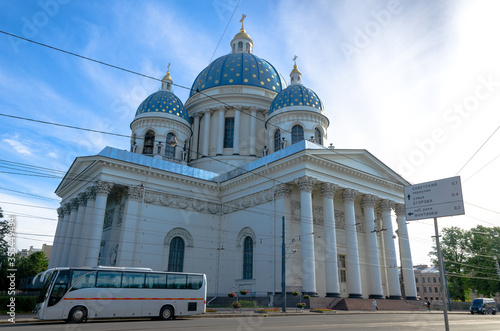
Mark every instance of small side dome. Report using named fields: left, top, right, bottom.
left=135, top=68, right=189, bottom=123
left=135, top=90, right=189, bottom=122
left=269, top=84, right=323, bottom=114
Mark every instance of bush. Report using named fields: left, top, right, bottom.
left=0, top=296, right=37, bottom=313
left=237, top=300, right=257, bottom=308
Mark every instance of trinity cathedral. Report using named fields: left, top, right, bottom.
left=50, top=19, right=417, bottom=301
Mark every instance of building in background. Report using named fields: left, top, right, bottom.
left=413, top=265, right=442, bottom=302
left=49, top=21, right=417, bottom=300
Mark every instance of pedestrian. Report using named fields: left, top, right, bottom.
left=427, top=301, right=431, bottom=312
left=372, top=299, right=378, bottom=311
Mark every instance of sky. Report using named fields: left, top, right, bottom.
left=0, top=0, right=499, bottom=267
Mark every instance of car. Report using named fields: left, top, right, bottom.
left=470, top=298, right=497, bottom=315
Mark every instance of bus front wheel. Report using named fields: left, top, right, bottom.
left=68, top=306, right=87, bottom=323
left=159, top=306, right=174, bottom=320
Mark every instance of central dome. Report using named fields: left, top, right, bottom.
left=189, top=53, right=283, bottom=97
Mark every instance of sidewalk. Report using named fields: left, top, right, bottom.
left=0, top=309, right=470, bottom=324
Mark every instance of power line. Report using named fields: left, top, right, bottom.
left=208, top=0, right=241, bottom=63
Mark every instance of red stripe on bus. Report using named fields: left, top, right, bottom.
left=62, top=298, right=204, bottom=300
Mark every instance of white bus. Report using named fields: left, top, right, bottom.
left=33, top=266, right=206, bottom=323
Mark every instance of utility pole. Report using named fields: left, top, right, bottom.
left=282, top=216, right=286, bottom=313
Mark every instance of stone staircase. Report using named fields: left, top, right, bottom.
left=310, top=297, right=422, bottom=311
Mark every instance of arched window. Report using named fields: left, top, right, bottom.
left=168, top=236, right=184, bottom=272
left=165, top=133, right=176, bottom=158
left=291, top=125, right=304, bottom=144
left=238, top=41, right=243, bottom=51
left=274, top=129, right=281, bottom=151
left=245, top=43, right=250, bottom=52
left=243, top=236, right=253, bottom=279
left=314, top=128, right=323, bottom=145
left=143, top=130, right=155, bottom=154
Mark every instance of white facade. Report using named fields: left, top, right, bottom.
left=50, top=24, right=417, bottom=300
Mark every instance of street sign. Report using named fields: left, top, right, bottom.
left=404, top=176, right=465, bottom=221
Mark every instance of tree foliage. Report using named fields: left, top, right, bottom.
left=430, top=225, right=500, bottom=301
left=15, top=251, right=48, bottom=286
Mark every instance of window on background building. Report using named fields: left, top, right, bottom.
left=314, top=128, right=322, bottom=145
left=224, top=117, right=234, bottom=148
left=435, top=287, right=438, bottom=293
left=168, top=236, right=184, bottom=272
left=274, top=129, right=281, bottom=151
left=428, top=277, right=431, bottom=283
left=424, top=287, right=427, bottom=292
left=433, top=277, right=437, bottom=283
left=291, top=125, right=304, bottom=144
left=415, top=278, right=418, bottom=283
left=243, top=236, right=253, bottom=279
left=430, top=297, right=434, bottom=301
left=422, top=277, right=425, bottom=283
left=143, top=130, right=155, bottom=154
left=416, top=287, right=419, bottom=292
left=338, top=255, right=347, bottom=283
left=165, top=133, right=176, bottom=158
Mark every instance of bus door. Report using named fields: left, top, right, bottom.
left=45, top=269, right=70, bottom=320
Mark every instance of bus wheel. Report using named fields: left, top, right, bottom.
left=68, top=306, right=87, bottom=323
left=159, top=306, right=173, bottom=320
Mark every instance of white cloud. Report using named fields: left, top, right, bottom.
left=3, top=138, right=32, bottom=155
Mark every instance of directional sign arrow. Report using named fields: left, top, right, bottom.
left=407, top=194, right=411, bottom=200
left=408, top=212, right=414, bottom=216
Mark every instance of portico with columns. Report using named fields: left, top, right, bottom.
left=50, top=20, right=418, bottom=302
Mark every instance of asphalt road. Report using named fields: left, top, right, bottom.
left=2, top=312, right=499, bottom=331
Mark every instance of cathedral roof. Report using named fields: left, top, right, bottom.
left=135, top=90, right=189, bottom=122
left=269, top=83, right=323, bottom=114
left=189, top=53, right=283, bottom=97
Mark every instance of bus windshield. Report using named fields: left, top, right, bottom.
left=35, top=270, right=56, bottom=304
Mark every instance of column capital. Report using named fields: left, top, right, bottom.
left=274, top=183, right=292, bottom=199
left=295, top=175, right=316, bottom=193
left=320, top=182, right=339, bottom=198
left=95, top=180, right=113, bottom=196
left=249, top=106, right=258, bottom=113
left=216, top=105, right=226, bottom=112
left=342, top=188, right=358, bottom=204
left=57, top=207, right=64, bottom=217
left=63, top=203, right=72, bottom=214
left=394, top=203, right=406, bottom=217
left=85, top=186, right=97, bottom=200
left=362, top=194, right=378, bottom=209
left=70, top=198, right=79, bottom=210
left=379, top=199, right=394, bottom=212
left=77, top=192, right=88, bottom=205
left=127, top=186, right=144, bottom=201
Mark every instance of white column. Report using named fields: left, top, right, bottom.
left=295, top=175, right=317, bottom=296
left=191, top=114, right=200, bottom=160
left=380, top=199, right=402, bottom=299
left=49, top=207, right=65, bottom=268
left=362, top=195, right=384, bottom=299
left=61, top=198, right=79, bottom=266
left=78, top=186, right=96, bottom=265
left=342, top=188, right=363, bottom=298
left=85, top=181, right=113, bottom=267
left=216, top=106, right=225, bottom=155
left=249, top=107, right=257, bottom=156
left=395, top=203, right=418, bottom=300
left=116, top=186, right=143, bottom=266
left=233, top=107, right=240, bottom=155
left=321, top=183, right=340, bottom=297
left=202, top=110, right=212, bottom=157
left=68, top=192, right=88, bottom=266
left=54, top=204, right=71, bottom=267
left=274, top=183, right=292, bottom=291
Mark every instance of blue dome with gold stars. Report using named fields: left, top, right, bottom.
left=135, top=90, right=189, bottom=122
left=269, top=84, right=323, bottom=114
left=189, top=53, right=283, bottom=97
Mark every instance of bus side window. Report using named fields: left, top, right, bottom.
left=122, top=272, right=145, bottom=288
left=187, top=275, right=203, bottom=289
left=96, top=271, right=122, bottom=288
left=48, top=284, right=67, bottom=307
left=145, top=273, right=166, bottom=289
left=167, top=274, right=187, bottom=289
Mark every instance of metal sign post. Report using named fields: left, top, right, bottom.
left=404, top=176, right=465, bottom=331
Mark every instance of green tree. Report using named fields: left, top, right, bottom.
left=15, top=251, right=48, bottom=287
left=465, top=226, right=500, bottom=297
left=429, top=226, right=471, bottom=301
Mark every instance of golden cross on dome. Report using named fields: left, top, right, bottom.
left=293, top=55, right=298, bottom=66
left=240, top=14, right=247, bottom=30
left=167, top=63, right=171, bottom=72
